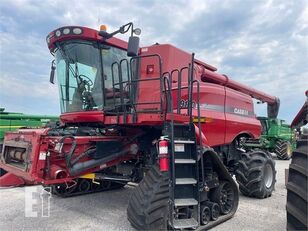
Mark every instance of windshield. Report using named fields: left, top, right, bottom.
left=55, top=40, right=131, bottom=113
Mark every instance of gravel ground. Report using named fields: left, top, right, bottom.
left=0, top=159, right=290, bottom=231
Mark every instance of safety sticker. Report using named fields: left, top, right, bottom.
left=39, top=152, right=46, bottom=160
left=175, top=144, right=185, bottom=152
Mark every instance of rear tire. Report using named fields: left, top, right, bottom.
left=236, top=150, right=276, bottom=198
left=275, top=140, right=292, bottom=160
left=127, top=165, right=170, bottom=230
left=286, top=138, right=308, bottom=230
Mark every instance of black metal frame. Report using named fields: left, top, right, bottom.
left=103, top=51, right=203, bottom=127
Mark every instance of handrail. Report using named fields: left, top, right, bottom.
left=192, top=79, right=204, bottom=185
left=178, top=67, right=189, bottom=114
left=130, top=54, right=163, bottom=113
left=188, top=53, right=195, bottom=121
left=111, top=62, right=120, bottom=119
left=163, top=73, right=172, bottom=117
left=106, top=53, right=202, bottom=125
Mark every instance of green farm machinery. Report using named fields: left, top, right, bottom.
left=0, top=108, right=58, bottom=186
left=243, top=117, right=296, bottom=160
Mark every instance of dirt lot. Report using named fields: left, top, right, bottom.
left=0, top=159, right=289, bottom=231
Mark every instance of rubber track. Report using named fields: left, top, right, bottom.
left=127, top=165, right=170, bottom=231
left=275, top=140, right=291, bottom=160
left=286, top=138, right=308, bottom=230
left=49, top=179, right=126, bottom=197
left=236, top=150, right=276, bottom=198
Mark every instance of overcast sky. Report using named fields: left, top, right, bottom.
left=0, top=0, right=307, bottom=123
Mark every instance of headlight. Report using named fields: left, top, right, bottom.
left=72, top=28, right=82, bottom=34
left=63, top=28, right=70, bottom=35
left=55, top=30, right=61, bottom=37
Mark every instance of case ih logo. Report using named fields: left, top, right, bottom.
left=233, top=108, right=249, bottom=116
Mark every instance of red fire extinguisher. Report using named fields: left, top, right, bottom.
left=158, top=136, right=169, bottom=172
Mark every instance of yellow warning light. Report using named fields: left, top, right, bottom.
left=100, top=25, right=107, bottom=31
left=192, top=117, right=213, bottom=123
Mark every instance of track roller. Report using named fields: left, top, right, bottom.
left=78, top=179, right=91, bottom=192
left=205, top=201, right=220, bottom=221
left=200, top=205, right=211, bottom=225
left=49, top=178, right=126, bottom=197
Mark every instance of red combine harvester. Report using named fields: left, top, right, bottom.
left=0, top=23, right=280, bottom=230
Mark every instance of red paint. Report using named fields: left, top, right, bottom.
left=47, top=26, right=128, bottom=52
left=0, top=173, right=26, bottom=187
left=200, top=68, right=277, bottom=104
left=60, top=111, right=105, bottom=124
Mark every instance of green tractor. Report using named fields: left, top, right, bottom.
left=243, top=117, right=296, bottom=160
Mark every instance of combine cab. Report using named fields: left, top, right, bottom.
left=0, top=23, right=279, bottom=230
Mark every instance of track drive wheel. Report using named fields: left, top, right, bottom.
left=286, top=137, right=308, bottom=230
left=127, top=165, right=170, bottom=230
left=211, top=181, right=235, bottom=215
left=275, top=140, right=292, bottom=160
left=236, top=150, right=276, bottom=198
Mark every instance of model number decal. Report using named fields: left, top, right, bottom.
left=180, top=99, right=196, bottom=109
left=179, top=99, right=253, bottom=117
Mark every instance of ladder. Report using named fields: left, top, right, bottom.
left=164, top=122, right=200, bottom=229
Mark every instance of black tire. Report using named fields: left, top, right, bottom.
left=286, top=138, right=308, bottom=230
left=211, top=181, right=235, bottom=215
left=127, top=165, right=170, bottom=230
left=236, top=150, right=276, bottom=198
left=275, top=140, right=292, bottom=160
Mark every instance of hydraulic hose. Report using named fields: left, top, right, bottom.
left=58, top=135, right=77, bottom=168
left=61, top=131, right=145, bottom=176
left=68, top=148, right=129, bottom=176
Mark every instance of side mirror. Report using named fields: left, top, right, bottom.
left=49, top=60, right=56, bottom=84
left=127, top=36, right=140, bottom=57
